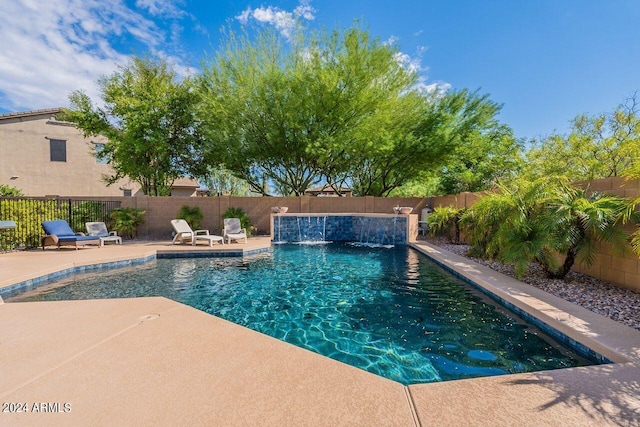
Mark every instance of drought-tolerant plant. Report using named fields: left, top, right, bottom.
left=0, top=184, right=23, bottom=196
left=177, top=205, right=203, bottom=230
left=109, top=207, right=146, bottom=239
left=222, top=207, right=253, bottom=236
left=462, top=177, right=629, bottom=279
left=427, top=206, right=465, bottom=243
left=542, top=183, right=628, bottom=278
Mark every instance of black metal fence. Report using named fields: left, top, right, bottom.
left=0, top=197, right=122, bottom=250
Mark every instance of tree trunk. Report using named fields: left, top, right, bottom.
left=547, top=247, right=576, bottom=279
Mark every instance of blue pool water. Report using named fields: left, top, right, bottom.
left=8, top=243, right=594, bottom=384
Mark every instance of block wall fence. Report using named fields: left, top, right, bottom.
left=114, top=176, right=638, bottom=291
left=121, top=195, right=430, bottom=241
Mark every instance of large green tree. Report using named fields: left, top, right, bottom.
left=60, top=56, right=206, bottom=196
left=199, top=24, right=456, bottom=196
left=391, top=91, right=522, bottom=197
left=524, top=96, right=640, bottom=181
left=201, top=165, right=251, bottom=196
left=434, top=123, right=523, bottom=195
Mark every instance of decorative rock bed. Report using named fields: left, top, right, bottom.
left=424, top=236, right=640, bottom=331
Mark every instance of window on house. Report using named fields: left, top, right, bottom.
left=123, top=189, right=132, bottom=197
left=50, top=139, right=66, bottom=162
left=94, top=143, right=108, bottom=164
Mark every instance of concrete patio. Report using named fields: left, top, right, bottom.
left=1, top=239, right=639, bottom=426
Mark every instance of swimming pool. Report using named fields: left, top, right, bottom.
left=7, top=243, right=596, bottom=384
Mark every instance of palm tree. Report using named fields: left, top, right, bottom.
left=543, top=183, right=629, bottom=279
left=177, top=205, right=204, bottom=230
left=462, top=177, right=629, bottom=279
left=488, top=178, right=557, bottom=277
left=460, top=178, right=553, bottom=276
left=622, top=195, right=640, bottom=256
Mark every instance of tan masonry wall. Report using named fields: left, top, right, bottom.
left=123, top=196, right=429, bottom=241
left=429, top=177, right=640, bottom=292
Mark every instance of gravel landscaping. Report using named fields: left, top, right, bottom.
left=423, top=237, right=640, bottom=331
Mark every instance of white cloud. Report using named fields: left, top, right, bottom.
left=0, top=0, right=189, bottom=112
left=136, top=0, right=184, bottom=18
left=294, top=0, right=315, bottom=20
left=384, top=36, right=399, bottom=46
left=416, top=82, right=451, bottom=96
left=394, top=52, right=422, bottom=74
left=236, top=0, right=316, bottom=39
left=389, top=41, right=449, bottom=96
left=236, top=9, right=252, bottom=25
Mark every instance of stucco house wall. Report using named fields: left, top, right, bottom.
left=0, top=108, right=141, bottom=197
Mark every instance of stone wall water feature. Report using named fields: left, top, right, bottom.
left=271, top=213, right=417, bottom=246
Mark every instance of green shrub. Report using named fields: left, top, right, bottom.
left=222, top=207, right=253, bottom=236
left=177, top=205, right=203, bottom=230
left=427, top=206, right=464, bottom=243
left=110, top=207, right=146, bottom=239
left=462, top=177, right=629, bottom=279
left=0, top=198, right=60, bottom=250
left=0, top=184, right=23, bottom=196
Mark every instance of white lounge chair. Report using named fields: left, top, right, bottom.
left=223, top=218, right=247, bottom=244
left=418, top=207, right=433, bottom=236
left=85, top=221, right=122, bottom=246
left=171, top=219, right=224, bottom=247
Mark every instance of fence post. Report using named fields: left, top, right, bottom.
left=68, top=198, right=73, bottom=227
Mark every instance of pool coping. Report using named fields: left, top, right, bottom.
left=1, top=239, right=640, bottom=425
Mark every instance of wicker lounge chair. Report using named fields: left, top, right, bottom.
left=170, top=219, right=224, bottom=247
left=41, top=220, right=100, bottom=250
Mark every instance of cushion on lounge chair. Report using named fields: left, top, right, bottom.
left=41, top=220, right=100, bottom=250
left=42, top=220, right=76, bottom=237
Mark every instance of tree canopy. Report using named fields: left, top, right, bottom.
left=60, top=57, right=206, bottom=196
left=198, top=24, right=511, bottom=196
left=58, top=21, right=640, bottom=199
left=524, top=95, right=640, bottom=182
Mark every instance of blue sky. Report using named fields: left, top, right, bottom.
left=1, top=0, right=639, bottom=141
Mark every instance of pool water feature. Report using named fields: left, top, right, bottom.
left=272, top=214, right=408, bottom=246
left=7, top=243, right=598, bottom=385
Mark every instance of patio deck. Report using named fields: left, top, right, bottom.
left=1, top=239, right=639, bottom=426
